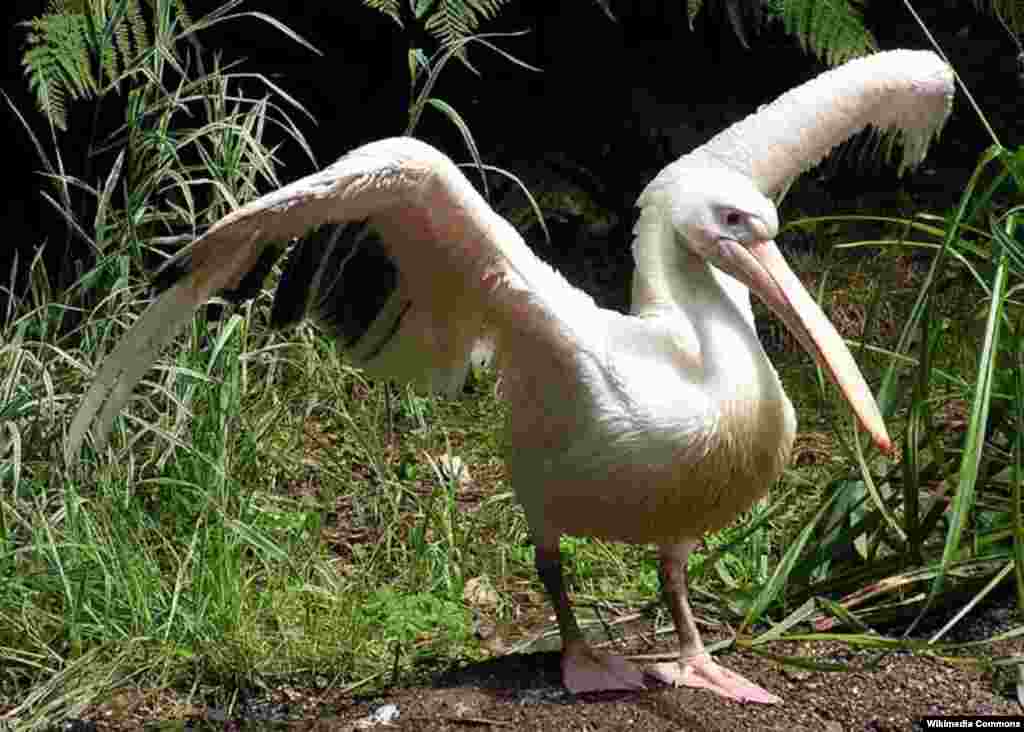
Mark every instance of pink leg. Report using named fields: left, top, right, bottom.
left=535, top=542, right=646, bottom=693
left=647, top=542, right=781, bottom=704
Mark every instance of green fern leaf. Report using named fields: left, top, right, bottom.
left=423, top=0, right=509, bottom=49
left=21, top=12, right=99, bottom=130
left=362, top=0, right=404, bottom=27
left=423, top=0, right=469, bottom=47
left=20, top=0, right=194, bottom=129
left=171, top=0, right=193, bottom=27
left=688, top=0, right=704, bottom=28
left=117, top=0, right=147, bottom=73
left=363, top=0, right=511, bottom=65
left=777, top=0, right=875, bottom=66
left=22, top=44, right=70, bottom=130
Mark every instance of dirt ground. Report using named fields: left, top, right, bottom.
left=72, top=603, right=1023, bottom=732
left=315, top=638, right=1022, bottom=732
left=79, top=645, right=1023, bottom=731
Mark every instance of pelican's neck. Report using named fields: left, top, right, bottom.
left=684, top=253, right=778, bottom=400
left=632, top=209, right=778, bottom=402
left=630, top=210, right=796, bottom=486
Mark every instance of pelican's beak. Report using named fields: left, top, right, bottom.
left=717, top=238, right=893, bottom=454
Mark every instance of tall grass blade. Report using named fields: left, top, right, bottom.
left=852, top=421, right=905, bottom=544
left=907, top=212, right=1011, bottom=635
left=1014, top=331, right=1024, bottom=610
left=741, top=487, right=843, bottom=630
left=928, top=560, right=1014, bottom=643
left=876, top=147, right=999, bottom=419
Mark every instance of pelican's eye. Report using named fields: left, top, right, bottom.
left=723, top=210, right=743, bottom=228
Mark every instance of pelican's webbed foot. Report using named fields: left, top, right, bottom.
left=647, top=652, right=780, bottom=704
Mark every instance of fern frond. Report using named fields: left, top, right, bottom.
left=22, top=54, right=68, bottom=131
left=21, top=12, right=98, bottom=130
left=20, top=0, right=193, bottom=130
left=423, top=0, right=509, bottom=49
left=775, top=0, right=875, bottom=66
left=123, top=0, right=149, bottom=67
left=362, top=0, right=403, bottom=27
left=688, top=0, right=704, bottom=28
left=171, top=0, right=192, bottom=27
left=363, top=0, right=511, bottom=66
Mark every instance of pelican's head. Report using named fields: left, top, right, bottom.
left=639, top=164, right=892, bottom=455
left=656, top=166, right=780, bottom=264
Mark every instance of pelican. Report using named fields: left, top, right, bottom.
left=68, top=49, right=953, bottom=703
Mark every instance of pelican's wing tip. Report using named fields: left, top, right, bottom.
left=65, top=280, right=203, bottom=470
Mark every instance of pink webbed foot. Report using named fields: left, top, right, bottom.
left=562, top=640, right=647, bottom=694
left=647, top=652, right=781, bottom=704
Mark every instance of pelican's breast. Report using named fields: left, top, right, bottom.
left=691, top=386, right=796, bottom=535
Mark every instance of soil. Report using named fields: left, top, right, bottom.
left=322, top=645, right=1019, bottom=732
left=71, top=599, right=1024, bottom=731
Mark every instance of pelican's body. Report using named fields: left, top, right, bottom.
left=67, top=50, right=954, bottom=703
left=504, top=275, right=794, bottom=547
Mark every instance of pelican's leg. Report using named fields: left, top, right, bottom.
left=534, top=540, right=646, bottom=693
left=648, top=541, right=781, bottom=704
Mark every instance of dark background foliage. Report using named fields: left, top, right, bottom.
left=1, top=1, right=1019, bottom=308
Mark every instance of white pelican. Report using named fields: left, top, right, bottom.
left=68, top=49, right=953, bottom=703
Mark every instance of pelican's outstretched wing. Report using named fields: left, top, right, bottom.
left=67, top=137, right=595, bottom=460
left=662, top=49, right=954, bottom=201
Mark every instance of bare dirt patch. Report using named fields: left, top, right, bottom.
left=316, top=638, right=1020, bottom=732
left=66, top=619, right=1022, bottom=731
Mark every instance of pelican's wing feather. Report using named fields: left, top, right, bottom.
left=665, top=49, right=954, bottom=199
left=67, top=136, right=594, bottom=461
